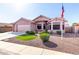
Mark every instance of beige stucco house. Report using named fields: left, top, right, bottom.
left=13, top=15, right=69, bottom=33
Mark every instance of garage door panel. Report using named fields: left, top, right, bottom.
left=18, top=25, right=31, bottom=32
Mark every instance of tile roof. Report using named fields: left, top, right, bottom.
left=13, top=17, right=32, bottom=24
left=33, top=15, right=50, bottom=22
left=48, top=17, right=67, bottom=23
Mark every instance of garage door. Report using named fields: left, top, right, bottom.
left=18, top=25, right=31, bottom=32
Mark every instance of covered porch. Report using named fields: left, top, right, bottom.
left=34, top=21, right=50, bottom=32
left=50, top=21, right=65, bottom=33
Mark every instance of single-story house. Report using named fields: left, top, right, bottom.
left=13, top=15, right=69, bottom=33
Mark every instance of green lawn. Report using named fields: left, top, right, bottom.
left=16, top=34, right=37, bottom=41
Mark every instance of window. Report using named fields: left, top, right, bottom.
left=53, top=25, right=60, bottom=30
left=37, top=24, right=41, bottom=29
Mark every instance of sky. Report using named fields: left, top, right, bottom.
left=0, top=3, right=79, bottom=26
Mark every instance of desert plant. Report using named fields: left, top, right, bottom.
left=40, top=32, right=50, bottom=42
left=26, top=31, right=35, bottom=35
left=40, top=31, right=49, bottom=34
left=49, top=31, right=53, bottom=34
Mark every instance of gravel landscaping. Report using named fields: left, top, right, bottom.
left=2, top=33, right=79, bottom=55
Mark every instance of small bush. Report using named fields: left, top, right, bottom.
left=40, top=31, right=49, bottom=34
left=26, top=31, right=30, bottom=34
left=40, top=32, right=50, bottom=42
left=49, top=31, right=53, bottom=34
left=26, top=31, right=35, bottom=35
left=57, top=31, right=61, bottom=35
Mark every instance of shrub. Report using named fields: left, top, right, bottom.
left=40, top=32, right=50, bottom=42
left=57, top=31, right=61, bottom=35
left=26, top=31, right=35, bottom=35
left=49, top=31, right=53, bottom=34
left=26, top=31, right=30, bottom=34
left=40, top=31, right=49, bottom=34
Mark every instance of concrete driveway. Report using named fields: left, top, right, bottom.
left=0, top=32, right=25, bottom=40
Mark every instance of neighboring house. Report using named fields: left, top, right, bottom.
left=0, top=23, right=13, bottom=32
left=72, top=23, right=79, bottom=33
left=13, top=15, right=69, bottom=33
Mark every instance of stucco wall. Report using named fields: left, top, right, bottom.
left=13, top=19, right=32, bottom=32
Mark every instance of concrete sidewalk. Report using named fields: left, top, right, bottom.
left=0, top=41, right=73, bottom=55
left=0, top=32, right=25, bottom=40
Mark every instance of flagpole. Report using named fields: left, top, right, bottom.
left=61, top=3, right=64, bottom=40
left=61, top=21, right=63, bottom=40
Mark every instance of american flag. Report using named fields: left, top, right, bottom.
left=61, top=4, right=64, bottom=18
